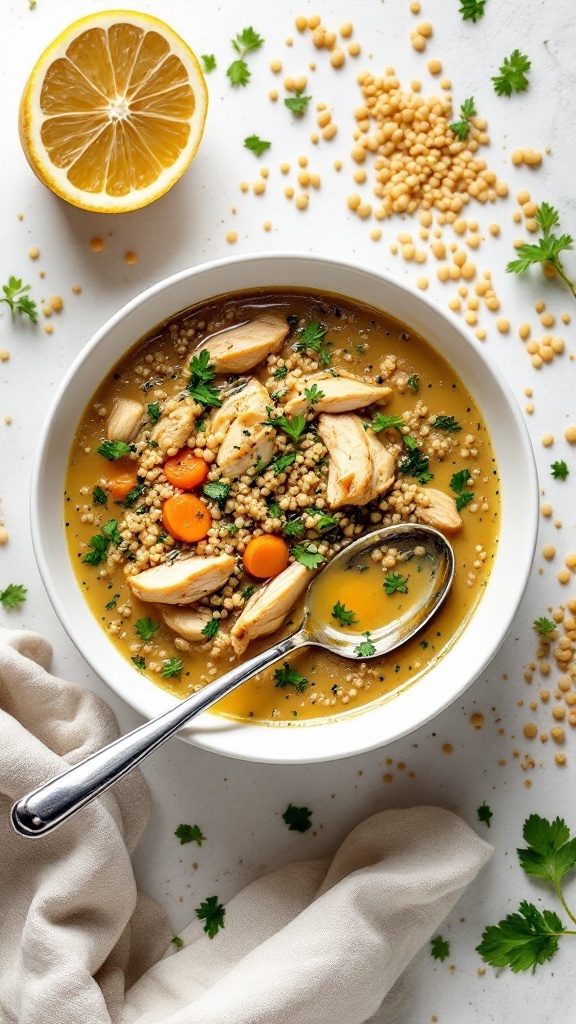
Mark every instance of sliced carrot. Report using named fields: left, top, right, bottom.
left=163, top=450, right=208, bottom=490
left=162, top=493, right=212, bottom=543
left=243, top=535, right=289, bottom=579
left=106, top=469, right=138, bottom=500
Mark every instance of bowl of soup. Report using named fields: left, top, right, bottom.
left=32, top=253, right=538, bottom=762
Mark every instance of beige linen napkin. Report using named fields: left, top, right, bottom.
left=0, top=629, right=492, bottom=1024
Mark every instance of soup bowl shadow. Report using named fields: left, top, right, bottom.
left=31, top=253, right=538, bottom=763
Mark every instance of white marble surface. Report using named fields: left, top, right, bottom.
left=2, top=0, right=576, bottom=1019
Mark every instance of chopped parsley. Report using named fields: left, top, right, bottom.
left=147, top=401, right=161, bottom=424
left=274, top=662, right=309, bottom=692
left=244, top=134, right=271, bottom=156
left=433, top=415, right=462, bottom=432
left=430, top=935, right=451, bottom=962
left=270, top=452, right=297, bottom=475
left=399, top=437, right=433, bottom=484
left=292, top=543, right=326, bottom=570
left=551, top=460, right=569, bottom=480
left=316, top=513, right=339, bottom=532
left=171, top=935, right=184, bottom=949
left=227, top=26, right=264, bottom=87
left=118, top=482, right=147, bottom=508
left=304, top=383, right=325, bottom=405
left=162, top=657, right=184, bottom=678
left=105, top=593, right=120, bottom=610
left=241, top=584, right=255, bottom=599
left=284, top=89, right=311, bottom=115
left=384, top=572, right=409, bottom=595
left=187, top=350, right=222, bottom=408
left=203, top=480, right=231, bottom=504
left=507, top=203, right=575, bottom=299
left=195, top=895, right=225, bottom=938
left=282, top=803, right=313, bottom=832
left=477, top=802, right=493, bottom=828
left=83, top=520, right=122, bottom=565
left=131, top=655, right=146, bottom=671
left=331, top=601, right=358, bottom=626
left=0, top=583, right=27, bottom=609
left=97, top=440, right=132, bottom=461
left=406, top=373, right=420, bottom=392
left=174, top=823, right=206, bottom=846
left=450, top=97, right=477, bottom=141
left=450, top=469, right=474, bottom=510
left=101, top=519, right=122, bottom=545
left=355, top=631, right=376, bottom=658
left=201, top=618, right=220, bottom=640
left=201, top=54, right=216, bottom=73
left=92, top=485, right=108, bottom=505
left=370, top=412, right=404, bottom=432
left=295, top=320, right=331, bottom=367
left=268, top=501, right=282, bottom=518
left=0, top=276, right=37, bottom=322
left=272, top=364, right=288, bottom=380
left=264, top=409, right=307, bottom=443
left=492, top=49, right=531, bottom=97
left=134, top=617, right=160, bottom=641
left=533, top=617, right=556, bottom=636
left=283, top=519, right=305, bottom=538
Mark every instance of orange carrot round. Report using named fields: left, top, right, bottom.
left=106, top=469, right=138, bottom=500
left=163, top=450, right=208, bottom=490
left=162, top=493, right=212, bottom=543
left=243, top=535, right=289, bottom=578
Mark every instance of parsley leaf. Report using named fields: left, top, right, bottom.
left=131, top=655, right=146, bottom=670
left=433, top=415, right=462, bottom=432
left=244, top=134, right=271, bottom=156
left=268, top=501, right=282, bottom=518
left=0, top=276, right=38, bottom=322
left=101, top=518, right=122, bottom=545
left=332, top=601, right=358, bottom=626
left=282, top=803, right=313, bottom=832
left=135, top=617, right=160, bottom=642
left=295, top=320, right=331, bottom=366
left=147, top=401, right=161, bottom=424
left=450, top=469, right=474, bottom=510
left=316, top=513, right=339, bottom=532
left=430, top=935, right=450, bottom=961
left=203, top=481, right=231, bottom=504
left=304, top=383, right=325, bottom=405
left=384, top=572, right=409, bottom=595
left=227, top=60, right=250, bottom=86
left=399, top=438, right=433, bottom=484
left=507, top=203, right=575, bottom=298
left=270, top=452, right=297, bottom=476
left=241, top=584, right=255, bottom=599
left=477, top=900, right=564, bottom=972
left=118, top=482, right=147, bottom=509
left=534, top=617, right=556, bottom=636
left=371, top=413, right=404, bottom=432
left=274, top=662, right=309, bottom=692
left=450, top=96, right=477, bottom=140
left=188, top=350, right=222, bottom=408
left=518, top=815, right=576, bottom=888
left=201, top=618, right=220, bottom=640
left=162, top=657, right=183, bottom=678
left=292, top=543, right=326, bottom=570
left=551, top=460, right=569, bottom=480
left=195, top=895, right=225, bottom=938
left=264, top=409, right=307, bottom=443
left=201, top=54, right=216, bottom=73
left=283, top=519, right=305, bottom=538
left=97, top=440, right=132, bottom=461
left=284, top=89, right=311, bottom=115
left=106, top=593, right=119, bottom=610
left=406, top=373, right=420, bottom=392
left=459, top=0, right=486, bottom=21
left=227, top=27, right=264, bottom=88
left=171, top=935, right=184, bottom=949
left=0, top=583, right=27, bottom=609
left=492, top=49, right=531, bottom=97
left=477, top=802, right=493, bottom=828
left=92, top=485, right=108, bottom=505
left=82, top=521, right=122, bottom=565
left=272, top=365, right=288, bottom=380
left=355, top=631, right=376, bottom=658
left=174, top=823, right=206, bottom=846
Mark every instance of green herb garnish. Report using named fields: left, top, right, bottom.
left=399, top=437, right=433, bottom=484
left=450, top=97, right=477, bottom=140
left=174, top=823, right=206, bottom=846
left=241, top=584, right=255, bottom=599
left=295, top=320, right=331, bottom=367
left=147, top=402, right=161, bottom=424
left=131, top=655, right=146, bottom=670
left=162, top=657, right=184, bottom=678
left=97, top=440, right=132, bottom=461
left=134, top=617, right=160, bottom=642
left=431, top=935, right=451, bottom=961
left=283, top=519, right=305, bottom=538
left=203, top=481, right=231, bottom=504
left=551, top=460, right=569, bottom=480
left=477, top=802, right=493, bottom=828
left=507, top=203, right=575, bottom=299
left=0, top=583, right=27, bottom=609
left=264, top=409, right=307, bottom=443
left=274, top=662, right=309, bottom=692
left=201, top=618, right=220, bottom=640
left=82, top=520, right=122, bottom=565
left=355, top=631, right=376, bottom=658
left=119, top=482, right=147, bottom=508
left=270, top=452, right=297, bottom=476
left=188, top=350, right=222, bottom=407
left=272, top=365, right=288, bottom=380
left=450, top=469, right=474, bottom=510
left=0, top=276, right=37, bottom=322
left=406, top=373, right=420, bottom=392
left=459, top=0, right=486, bottom=21
left=92, top=485, right=108, bottom=505
left=492, top=49, right=531, bottom=97
left=371, top=413, right=404, bottom=432
left=268, top=501, right=282, bottom=518
left=384, top=572, right=409, bottom=595
left=433, top=415, right=462, bottom=432
left=171, top=935, right=184, bottom=949
left=244, top=134, right=271, bottom=156
left=292, top=543, right=326, bottom=570
left=282, top=803, right=313, bottom=832
left=227, top=26, right=264, bottom=87
left=331, top=601, right=358, bottom=626
left=195, top=895, right=225, bottom=937
left=284, top=89, right=311, bottom=115
left=201, top=54, right=216, bottom=73
left=304, top=383, right=325, bottom=405
left=534, top=617, right=556, bottom=636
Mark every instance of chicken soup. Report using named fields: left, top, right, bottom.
left=65, top=288, right=499, bottom=725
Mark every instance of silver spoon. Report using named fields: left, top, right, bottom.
left=11, top=523, right=454, bottom=838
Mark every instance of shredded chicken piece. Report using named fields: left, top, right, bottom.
left=150, top=396, right=199, bottom=453
left=161, top=604, right=213, bottom=641
left=127, top=554, right=235, bottom=605
left=231, top=562, right=311, bottom=653
left=199, top=314, right=289, bottom=373
left=317, top=413, right=396, bottom=508
left=414, top=488, right=463, bottom=533
left=214, top=378, right=276, bottom=479
left=106, top=399, right=144, bottom=443
left=284, top=369, right=392, bottom=417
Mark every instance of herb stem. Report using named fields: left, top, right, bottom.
left=552, top=260, right=576, bottom=299
left=555, top=883, right=576, bottom=927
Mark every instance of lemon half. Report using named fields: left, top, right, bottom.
left=19, top=10, right=208, bottom=213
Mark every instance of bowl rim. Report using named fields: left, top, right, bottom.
left=31, top=251, right=539, bottom=763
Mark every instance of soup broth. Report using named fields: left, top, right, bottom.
left=65, top=288, right=499, bottom=725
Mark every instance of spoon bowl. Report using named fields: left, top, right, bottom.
left=11, top=523, right=454, bottom=838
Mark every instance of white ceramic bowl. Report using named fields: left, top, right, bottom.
left=31, top=254, right=538, bottom=763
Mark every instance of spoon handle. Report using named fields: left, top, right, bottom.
left=11, top=632, right=305, bottom=839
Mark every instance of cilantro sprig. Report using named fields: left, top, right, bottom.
left=507, top=203, right=575, bottom=300
left=399, top=436, right=433, bottom=485
left=450, top=97, right=477, bottom=141
left=477, top=802, right=493, bottom=828
left=434, top=415, right=462, bottom=432
left=201, top=54, right=216, bottom=73
left=201, top=618, right=220, bottom=640
left=492, top=49, right=531, bottom=97
left=264, top=409, right=307, bottom=443
left=227, top=27, right=264, bottom=87
left=533, top=617, right=556, bottom=636
left=83, top=520, right=122, bottom=565
left=135, top=617, right=160, bottom=641
left=292, top=543, right=326, bottom=570
left=97, top=440, right=132, bottom=461
left=477, top=814, right=576, bottom=973
left=1, top=276, right=37, bottom=322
